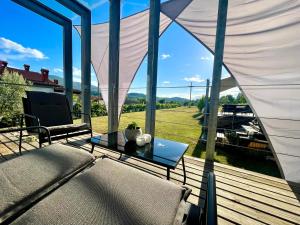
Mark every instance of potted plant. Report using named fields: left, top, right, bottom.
left=125, top=122, right=142, bottom=141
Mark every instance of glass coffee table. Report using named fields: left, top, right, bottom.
left=90, top=131, right=189, bottom=184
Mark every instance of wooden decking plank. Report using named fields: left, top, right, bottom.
left=217, top=205, right=265, bottom=225
left=0, top=134, right=19, bottom=158
left=214, top=170, right=298, bottom=199
left=217, top=189, right=300, bottom=224
left=217, top=196, right=294, bottom=225
left=181, top=159, right=298, bottom=200
left=185, top=156, right=300, bottom=193
left=217, top=175, right=300, bottom=208
left=218, top=216, right=237, bottom=225
left=186, top=155, right=286, bottom=184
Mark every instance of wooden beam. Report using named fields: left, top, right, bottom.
left=108, top=0, right=121, bottom=132
left=206, top=0, right=228, bottom=160
left=145, top=0, right=160, bottom=136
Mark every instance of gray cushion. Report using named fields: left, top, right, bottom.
left=11, top=158, right=191, bottom=225
left=0, top=143, right=94, bottom=219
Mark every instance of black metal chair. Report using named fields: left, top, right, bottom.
left=19, top=91, right=92, bottom=150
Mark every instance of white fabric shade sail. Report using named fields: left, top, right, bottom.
left=75, top=0, right=300, bottom=183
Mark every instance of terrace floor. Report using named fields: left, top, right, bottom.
left=0, top=132, right=299, bottom=225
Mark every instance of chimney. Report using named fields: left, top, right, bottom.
left=41, top=68, right=49, bottom=81
left=0, top=61, right=8, bottom=68
left=53, top=79, right=58, bottom=84
left=23, top=64, right=30, bottom=71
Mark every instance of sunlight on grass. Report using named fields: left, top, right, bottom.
left=82, top=106, right=280, bottom=177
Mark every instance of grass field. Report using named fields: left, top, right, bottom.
left=87, top=106, right=281, bottom=177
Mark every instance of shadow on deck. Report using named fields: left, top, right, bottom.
left=0, top=132, right=299, bottom=225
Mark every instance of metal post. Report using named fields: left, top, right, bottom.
left=206, top=0, right=228, bottom=160
left=81, top=13, right=91, bottom=123
left=64, top=23, right=73, bottom=109
left=108, top=0, right=121, bottom=133
left=189, top=82, right=192, bottom=107
left=203, top=79, right=210, bottom=137
left=11, top=0, right=74, bottom=110
left=145, top=0, right=160, bottom=136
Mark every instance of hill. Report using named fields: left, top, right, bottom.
left=127, top=92, right=189, bottom=104
left=49, top=75, right=100, bottom=96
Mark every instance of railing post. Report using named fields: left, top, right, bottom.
left=108, top=0, right=121, bottom=133
left=145, top=0, right=160, bottom=136
left=203, top=79, right=210, bottom=136
left=206, top=0, right=228, bottom=160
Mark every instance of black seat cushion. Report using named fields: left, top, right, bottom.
left=41, top=123, right=90, bottom=136
left=0, top=143, right=95, bottom=221
left=11, top=158, right=191, bottom=225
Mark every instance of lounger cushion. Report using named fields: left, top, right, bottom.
left=40, top=123, right=90, bottom=136
left=0, top=143, right=94, bottom=219
left=11, top=158, right=191, bottom=225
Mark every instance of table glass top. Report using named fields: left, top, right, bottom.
left=90, top=131, right=189, bottom=168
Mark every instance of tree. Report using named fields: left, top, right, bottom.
left=0, top=69, right=31, bottom=126
left=235, top=93, right=247, bottom=104
left=158, top=99, right=165, bottom=104
left=197, top=96, right=206, bottom=112
left=219, top=94, right=235, bottom=105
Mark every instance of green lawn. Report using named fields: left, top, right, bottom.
left=87, top=106, right=281, bottom=178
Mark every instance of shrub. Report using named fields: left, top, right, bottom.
left=0, top=69, right=31, bottom=127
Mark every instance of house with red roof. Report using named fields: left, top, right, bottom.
left=0, top=60, right=80, bottom=94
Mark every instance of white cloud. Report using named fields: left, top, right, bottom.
left=200, top=55, right=213, bottom=61
left=0, top=37, right=48, bottom=60
left=183, top=75, right=205, bottom=83
left=53, top=68, right=63, bottom=73
left=73, top=67, right=81, bottom=77
left=162, top=81, right=170, bottom=84
left=161, top=53, right=171, bottom=60
left=220, top=87, right=240, bottom=97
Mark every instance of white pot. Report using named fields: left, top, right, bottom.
left=125, top=128, right=142, bottom=141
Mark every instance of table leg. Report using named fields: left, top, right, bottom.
left=90, top=144, right=95, bottom=154
left=118, top=153, right=122, bottom=160
left=182, top=157, right=186, bottom=185
left=167, top=168, right=170, bottom=180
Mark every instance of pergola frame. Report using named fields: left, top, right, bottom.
left=13, top=0, right=228, bottom=162
left=12, top=0, right=91, bottom=122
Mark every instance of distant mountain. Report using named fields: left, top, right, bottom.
left=127, top=92, right=189, bottom=104
left=49, top=75, right=100, bottom=96
left=47, top=78, right=189, bottom=103
left=127, top=93, right=146, bottom=99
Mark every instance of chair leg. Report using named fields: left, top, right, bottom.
left=19, top=130, right=23, bottom=155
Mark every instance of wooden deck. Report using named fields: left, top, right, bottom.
left=0, top=132, right=300, bottom=225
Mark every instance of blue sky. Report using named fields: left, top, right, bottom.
left=0, top=0, right=236, bottom=99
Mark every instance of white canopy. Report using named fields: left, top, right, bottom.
left=75, top=0, right=300, bottom=183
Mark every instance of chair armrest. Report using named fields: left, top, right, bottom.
left=71, top=112, right=92, bottom=129
left=0, top=126, right=51, bottom=145
left=20, top=113, right=41, bottom=126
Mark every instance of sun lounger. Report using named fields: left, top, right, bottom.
left=9, top=157, right=191, bottom=225
left=0, top=143, right=95, bottom=223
